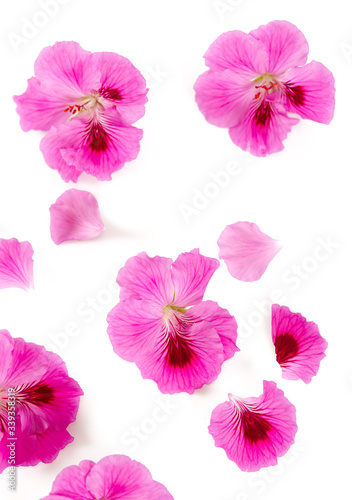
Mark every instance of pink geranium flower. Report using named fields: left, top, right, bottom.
left=14, top=41, right=148, bottom=181
left=107, top=249, right=239, bottom=394
left=0, top=238, right=34, bottom=291
left=272, top=304, right=328, bottom=383
left=209, top=381, right=297, bottom=471
left=194, top=20, right=335, bottom=156
left=50, top=189, right=104, bottom=244
left=217, top=221, right=282, bottom=281
left=0, top=330, right=83, bottom=472
left=40, top=454, right=174, bottom=500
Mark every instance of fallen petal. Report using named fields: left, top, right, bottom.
left=0, top=238, right=34, bottom=291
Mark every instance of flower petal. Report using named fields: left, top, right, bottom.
left=229, top=100, right=299, bottom=156
left=47, top=461, right=95, bottom=500
left=171, top=249, right=220, bottom=307
left=194, top=70, right=253, bottom=128
left=107, top=298, right=164, bottom=362
left=218, top=222, right=282, bottom=282
left=272, top=304, right=328, bottom=383
left=250, top=20, right=309, bottom=74
left=117, top=252, right=174, bottom=306
left=209, top=381, right=297, bottom=472
left=91, top=51, right=148, bottom=125
left=49, top=189, right=104, bottom=245
left=204, top=30, right=268, bottom=77
left=188, top=301, right=239, bottom=361
left=0, top=238, right=34, bottom=291
left=283, top=61, right=335, bottom=124
left=136, top=319, right=224, bottom=394
left=40, top=110, right=143, bottom=181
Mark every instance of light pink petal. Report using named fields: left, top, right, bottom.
left=250, top=20, right=309, bottom=74
left=0, top=330, right=14, bottom=381
left=204, top=30, right=268, bottom=76
left=45, top=461, right=95, bottom=500
left=117, top=252, right=174, bottom=306
left=40, top=110, right=143, bottom=182
left=171, top=249, right=219, bottom=307
left=87, top=455, right=173, bottom=500
left=272, top=304, right=328, bottom=383
left=283, top=61, right=335, bottom=124
left=91, top=51, right=148, bottom=125
left=209, top=381, right=297, bottom=472
left=136, top=317, right=224, bottom=394
left=194, top=70, right=253, bottom=128
left=188, top=301, right=239, bottom=361
left=0, top=238, right=34, bottom=291
left=218, top=222, right=282, bottom=282
left=228, top=101, right=299, bottom=157
left=107, top=298, right=164, bottom=362
left=49, top=189, right=104, bottom=245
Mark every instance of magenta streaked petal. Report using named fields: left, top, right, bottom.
left=209, top=381, right=298, bottom=471
left=218, top=222, right=282, bottom=282
left=0, top=238, right=34, bottom=291
left=92, top=51, right=148, bottom=125
left=283, top=61, right=335, bottom=124
left=0, top=331, right=83, bottom=472
left=49, top=189, right=104, bottom=245
left=250, top=20, right=309, bottom=74
left=117, top=252, right=174, bottom=305
left=194, top=70, right=253, bottom=128
left=171, top=249, right=219, bottom=307
left=136, top=319, right=224, bottom=394
left=204, top=30, right=268, bottom=76
left=107, top=298, right=163, bottom=362
left=40, top=455, right=174, bottom=500
left=229, top=102, right=299, bottom=157
left=188, top=301, right=239, bottom=361
left=272, top=304, right=328, bottom=383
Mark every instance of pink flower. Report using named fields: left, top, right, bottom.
left=50, top=189, right=104, bottom=244
left=40, top=454, right=174, bottom=500
left=107, top=249, right=239, bottom=394
left=272, top=304, right=328, bottom=383
left=0, top=330, right=83, bottom=472
left=0, top=238, right=34, bottom=291
left=217, top=221, right=282, bottom=281
left=194, top=20, right=335, bottom=156
left=14, top=41, right=148, bottom=181
left=209, top=381, right=297, bottom=471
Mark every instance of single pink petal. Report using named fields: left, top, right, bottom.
left=209, top=381, right=297, bottom=472
left=188, top=301, right=239, bottom=361
left=218, top=222, right=282, bottom=282
left=204, top=30, right=268, bottom=76
left=136, top=317, right=224, bottom=394
left=194, top=70, right=253, bottom=128
left=272, top=304, right=328, bottom=383
left=40, top=455, right=174, bottom=500
left=117, top=252, right=174, bottom=306
left=228, top=101, right=300, bottom=157
left=283, top=61, right=335, bottom=124
left=0, top=238, right=34, bottom=291
left=50, top=189, right=104, bottom=245
left=107, top=298, right=164, bottom=362
left=171, top=249, right=220, bottom=307
left=40, top=110, right=143, bottom=182
left=91, top=51, right=148, bottom=125
left=250, top=20, right=309, bottom=74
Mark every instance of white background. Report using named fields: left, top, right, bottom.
left=1, top=0, right=352, bottom=498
